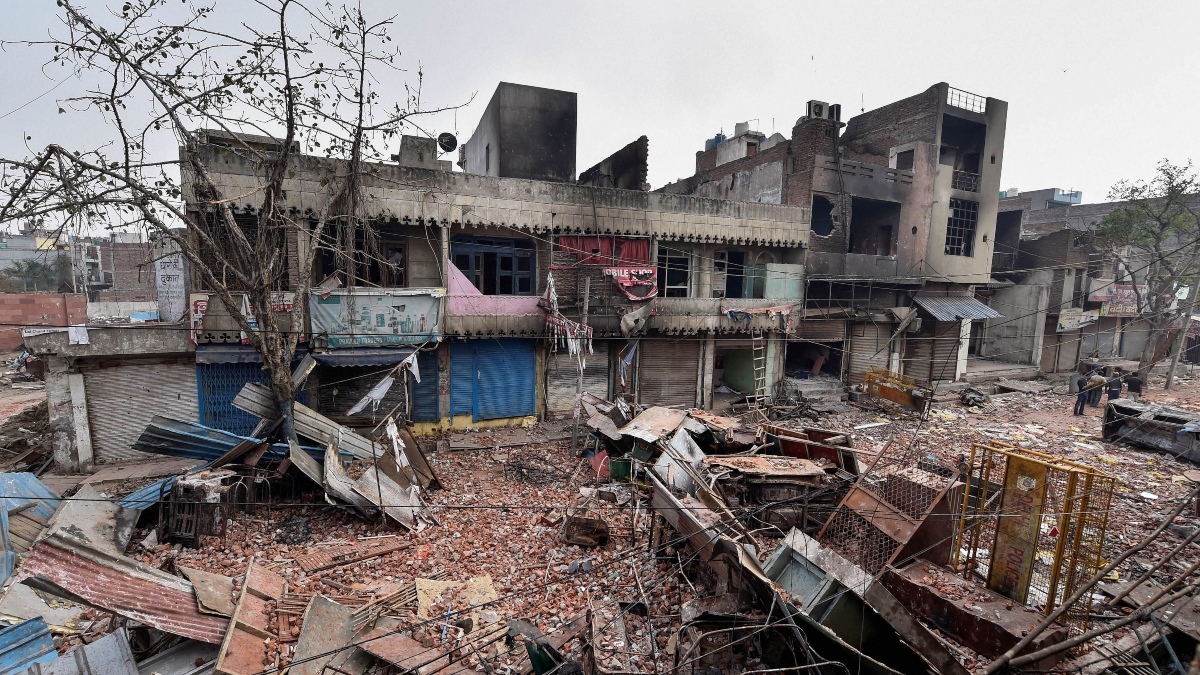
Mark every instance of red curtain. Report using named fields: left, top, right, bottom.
left=616, top=238, right=649, bottom=264
left=558, top=236, right=615, bottom=264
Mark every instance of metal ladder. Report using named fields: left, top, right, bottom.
left=751, top=330, right=768, bottom=412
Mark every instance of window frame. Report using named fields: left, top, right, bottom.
left=657, top=247, right=691, bottom=298
left=944, top=198, right=980, bottom=257
left=451, top=236, right=536, bottom=296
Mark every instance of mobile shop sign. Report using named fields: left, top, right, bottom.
left=987, top=455, right=1050, bottom=604
left=603, top=267, right=658, bottom=300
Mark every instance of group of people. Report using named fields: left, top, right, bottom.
left=1073, top=367, right=1144, bottom=415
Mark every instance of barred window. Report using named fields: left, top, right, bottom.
left=944, top=199, right=979, bottom=257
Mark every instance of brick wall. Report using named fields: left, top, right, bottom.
left=101, top=241, right=157, bottom=293
left=96, top=288, right=156, bottom=303
left=0, top=293, right=87, bottom=350
left=839, top=84, right=941, bottom=160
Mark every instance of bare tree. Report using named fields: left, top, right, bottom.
left=0, top=0, right=459, bottom=429
left=1095, top=160, right=1200, bottom=380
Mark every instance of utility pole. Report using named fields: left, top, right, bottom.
left=1165, top=272, right=1200, bottom=390
left=570, top=277, right=590, bottom=454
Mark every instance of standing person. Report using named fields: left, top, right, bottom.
left=1088, top=370, right=1107, bottom=407
left=1107, top=369, right=1124, bottom=402
left=1074, top=373, right=1089, bottom=415
left=1125, top=371, right=1144, bottom=401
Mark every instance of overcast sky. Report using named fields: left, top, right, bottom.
left=2, top=0, right=1198, bottom=208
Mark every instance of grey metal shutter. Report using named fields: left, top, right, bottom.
left=848, top=322, right=890, bottom=386
left=546, top=341, right=610, bottom=418
left=638, top=337, right=700, bottom=408
left=792, top=320, right=846, bottom=343
left=905, top=321, right=961, bottom=384
left=85, top=362, right=200, bottom=463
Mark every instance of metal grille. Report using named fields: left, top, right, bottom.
left=944, top=198, right=979, bottom=256
left=199, top=363, right=310, bottom=436
left=951, top=170, right=981, bottom=192
left=952, top=441, right=1114, bottom=642
left=817, top=440, right=957, bottom=575
left=946, top=87, right=987, bottom=113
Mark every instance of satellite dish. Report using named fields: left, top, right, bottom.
left=437, top=132, right=458, bottom=153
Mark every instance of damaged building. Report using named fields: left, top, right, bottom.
left=658, top=83, right=1008, bottom=388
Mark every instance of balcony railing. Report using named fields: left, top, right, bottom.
left=946, top=87, right=986, bottom=114
left=951, top=170, right=981, bottom=192
left=992, top=251, right=1017, bottom=272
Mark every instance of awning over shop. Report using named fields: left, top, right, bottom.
left=195, top=344, right=263, bottom=364
left=312, top=347, right=416, bottom=367
left=912, top=294, right=1003, bottom=322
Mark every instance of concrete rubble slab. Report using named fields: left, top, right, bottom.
left=179, top=567, right=236, bottom=617
left=289, top=595, right=354, bottom=675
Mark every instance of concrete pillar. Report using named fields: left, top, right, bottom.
left=68, top=373, right=94, bottom=472
left=437, top=341, right=451, bottom=427
left=766, top=332, right=786, bottom=402
left=956, top=319, right=971, bottom=381
left=699, top=333, right=716, bottom=409
left=43, top=356, right=78, bottom=472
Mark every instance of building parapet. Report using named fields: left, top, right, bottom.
left=188, top=147, right=811, bottom=248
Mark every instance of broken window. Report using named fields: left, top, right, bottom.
left=848, top=197, right=900, bottom=256
left=746, top=142, right=758, bottom=157
left=811, top=195, right=836, bottom=236
left=940, top=114, right=987, bottom=192
left=451, top=236, right=535, bottom=295
left=894, top=150, right=914, bottom=171
left=657, top=247, right=690, bottom=297
left=714, top=251, right=750, bottom=298
left=943, top=199, right=979, bottom=257
left=315, top=222, right=405, bottom=288
left=485, top=143, right=491, bottom=173
left=746, top=252, right=774, bottom=299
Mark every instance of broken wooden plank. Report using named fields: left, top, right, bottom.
left=294, top=538, right=410, bottom=573
left=214, top=562, right=286, bottom=675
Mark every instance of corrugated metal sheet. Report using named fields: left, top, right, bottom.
left=638, top=337, right=699, bottom=408
left=0, top=617, right=55, bottom=673
left=912, top=294, right=1003, bottom=322
left=15, top=533, right=229, bottom=644
left=85, top=363, right=199, bottom=464
left=848, top=323, right=891, bottom=386
left=231, top=384, right=377, bottom=460
left=133, top=416, right=260, bottom=461
left=131, top=639, right=217, bottom=675
left=546, top=342, right=609, bottom=418
left=410, top=350, right=439, bottom=422
left=0, top=473, right=60, bottom=581
left=23, top=629, right=137, bottom=674
left=312, top=348, right=414, bottom=367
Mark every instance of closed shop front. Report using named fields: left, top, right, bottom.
left=451, top=339, right=537, bottom=421
left=848, top=322, right=891, bottom=386
left=638, top=336, right=700, bottom=408
left=84, top=359, right=199, bottom=463
left=546, top=341, right=610, bottom=418
left=903, top=321, right=961, bottom=384
left=410, top=350, right=440, bottom=422
left=198, top=361, right=273, bottom=436
left=312, top=348, right=439, bottom=425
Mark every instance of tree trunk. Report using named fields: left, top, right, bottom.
left=1139, top=327, right=1161, bottom=380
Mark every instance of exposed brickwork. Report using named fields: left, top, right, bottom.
left=782, top=118, right=840, bottom=209
left=0, top=293, right=87, bottom=350
left=96, top=288, right=156, bottom=302
left=695, top=148, right=716, bottom=174
left=100, top=241, right=157, bottom=293
left=839, top=84, right=942, bottom=161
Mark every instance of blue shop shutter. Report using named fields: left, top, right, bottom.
left=450, top=342, right=475, bottom=418
left=198, top=362, right=309, bottom=436
left=411, top=350, right=440, bottom=422
left=475, top=339, right=536, bottom=421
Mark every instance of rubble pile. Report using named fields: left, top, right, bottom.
left=2, top=377, right=1200, bottom=674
